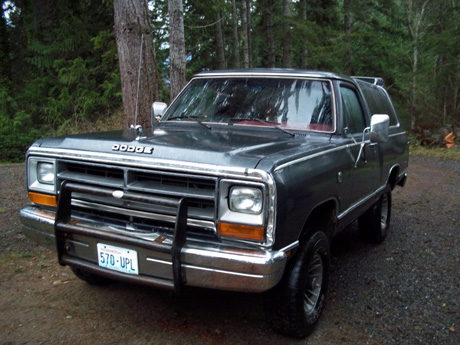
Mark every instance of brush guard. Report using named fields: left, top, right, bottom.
left=54, top=181, right=188, bottom=294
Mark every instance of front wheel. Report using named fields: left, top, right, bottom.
left=266, top=230, right=330, bottom=338
left=358, top=184, right=392, bottom=244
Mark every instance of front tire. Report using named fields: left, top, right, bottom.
left=358, top=184, right=392, bottom=244
left=267, top=230, right=330, bottom=338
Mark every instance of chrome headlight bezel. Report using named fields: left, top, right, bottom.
left=218, top=179, right=266, bottom=227
left=28, top=157, right=56, bottom=194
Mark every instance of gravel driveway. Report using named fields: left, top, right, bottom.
left=0, top=155, right=459, bottom=345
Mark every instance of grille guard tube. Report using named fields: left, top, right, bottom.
left=54, top=181, right=188, bottom=294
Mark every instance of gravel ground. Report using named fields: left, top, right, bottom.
left=0, top=156, right=459, bottom=345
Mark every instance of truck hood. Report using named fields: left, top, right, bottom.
left=34, top=125, right=334, bottom=171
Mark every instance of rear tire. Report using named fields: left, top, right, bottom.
left=71, top=267, right=113, bottom=286
left=358, top=184, right=392, bottom=244
left=266, top=230, right=330, bottom=338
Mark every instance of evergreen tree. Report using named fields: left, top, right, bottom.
left=1, top=0, right=121, bottom=161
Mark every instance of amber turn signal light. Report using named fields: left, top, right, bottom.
left=28, top=192, right=57, bottom=207
left=217, top=222, right=265, bottom=242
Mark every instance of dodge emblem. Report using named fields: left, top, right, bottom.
left=112, top=144, right=153, bottom=154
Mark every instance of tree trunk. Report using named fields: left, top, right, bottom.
left=411, top=44, right=418, bottom=130
left=231, top=0, right=240, bottom=68
left=263, top=0, right=275, bottom=67
left=0, top=0, right=11, bottom=84
left=114, top=0, right=159, bottom=128
left=299, top=0, right=308, bottom=69
left=215, top=0, right=226, bottom=69
left=169, top=0, right=187, bottom=101
left=343, top=0, right=352, bottom=75
left=406, top=0, right=430, bottom=130
left=282, top=0, right=291, bottom=68
left=241, top=0, right=250, bottom=68
left=247, top=0, right=252, bottom=67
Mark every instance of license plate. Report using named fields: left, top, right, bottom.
left=97, top=243, right=139, bottom=275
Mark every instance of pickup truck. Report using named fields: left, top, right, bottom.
left=20, top=69, right=409, bottom=338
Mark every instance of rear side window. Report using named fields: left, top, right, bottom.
left=341, top=86, right=366, bottom=134
left=358, top=82, right=399, bottom=126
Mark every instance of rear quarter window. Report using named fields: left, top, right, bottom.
left=358, top=81, right=399, bottom=126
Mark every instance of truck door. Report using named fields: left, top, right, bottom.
left=340, top=84, right=379, bottom=205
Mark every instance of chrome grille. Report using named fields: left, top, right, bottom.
left=56, top=160, right=218, bottom=235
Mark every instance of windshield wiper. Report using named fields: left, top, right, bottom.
left=246, top=118, right=296, bottom=137
left=168, top=113, right=211, bottom=130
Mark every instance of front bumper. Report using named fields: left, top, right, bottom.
left=19, top=205, right=287, bottom=293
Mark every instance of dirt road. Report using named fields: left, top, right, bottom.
left=1, top=156, right=459, bottom=345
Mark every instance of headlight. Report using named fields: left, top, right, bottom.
left=218, top=180, right=268, bottom=243
left=37, top=162, right=55, bottom=184
left=28, top=157, right=56, bottom=195
left=229, top=186, right=263, bottom=214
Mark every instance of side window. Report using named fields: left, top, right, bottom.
left=376, top=88, right=399, bottom=126
left=341, top=86, right=366, bottom=133
left=357, top=81, right=399, bottom=127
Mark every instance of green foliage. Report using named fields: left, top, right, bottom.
left=1, top=0, right=121, bottom=162
left=0, top=85, right=43, bottom=162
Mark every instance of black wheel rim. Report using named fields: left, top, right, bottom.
left=304, top=252, right=323, bottom=314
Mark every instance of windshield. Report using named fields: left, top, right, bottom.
left=163, top=77, right=335, bottom=132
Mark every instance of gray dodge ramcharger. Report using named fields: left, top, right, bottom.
left=20, top=69, right=409, bottom=338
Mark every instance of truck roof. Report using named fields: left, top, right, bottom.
left=194, top=69, right=354, bottom=82
left=195, top=69, right=387, bottom=92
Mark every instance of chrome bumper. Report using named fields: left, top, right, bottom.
left=19, top=205, right=287, bottom=293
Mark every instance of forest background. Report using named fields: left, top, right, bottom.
left=1, top=0, right=459, bottom=162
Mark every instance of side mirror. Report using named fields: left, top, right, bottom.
left=151, top=102, right=168, bottom=126
left=370, top=114, right=389, bottom=143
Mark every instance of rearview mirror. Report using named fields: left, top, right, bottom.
left=151, top=102, right=168, bottom=126
left=370, top=114, right=389, bottom=143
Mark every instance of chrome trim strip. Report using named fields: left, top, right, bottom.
left=146, top=257, right=172, bottom=265
left=66, top=239, right=90, bottom=248
left=72, top=199, right=217, bottom=231
left=389, top=131, right=407, bottom=138
left=195, top=72, right=336, bottom=79
left=337, top=184, right=386, bottom=220
left=274, top=145, right=350, bottom=172
left=279, top=240, right=299, bottom=253
left=182, top=264, right=264, bottom=278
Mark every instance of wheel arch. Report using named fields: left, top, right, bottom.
left=298, top=198, right=338, bottom=244
left=388, top=164, right=400, bottom=190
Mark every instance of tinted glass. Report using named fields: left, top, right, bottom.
left=341, top=87, right=366, bottom=133
left=375, top=88, right=398, bottom=126
left=358, top=81, right=398, bottom=126
left=163, top=78, right=335, bottom=132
